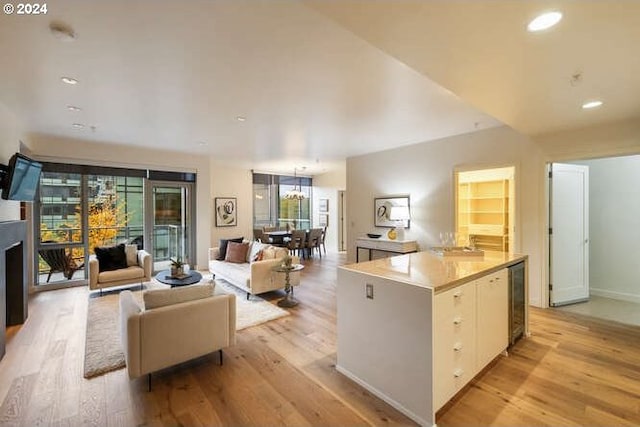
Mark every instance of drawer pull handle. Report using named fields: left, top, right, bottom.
left=453, top=291, right=463, bottom=298
left=453, top=369, right=464, bottom=378
left=453, top=317, right=462, bottom=325
left=453, top=343, right=463, bottom=352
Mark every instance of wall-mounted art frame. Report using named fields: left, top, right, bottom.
left=215, top=197, right=237, bottom=227
left=319, top=214, right=328, bottom=227
left=319, top=198, right=329, bottom=213
left=374, top=196, right=410, bottom=228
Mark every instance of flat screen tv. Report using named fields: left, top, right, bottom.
left=0, top=153, right=43, bottom=202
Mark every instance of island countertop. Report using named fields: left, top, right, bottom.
left=340, top=250, right=527, bottom=293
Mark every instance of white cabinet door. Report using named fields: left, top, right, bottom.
left=476, top=269, right=509, bottom=369
left=433, top=281, right=476, bottom=410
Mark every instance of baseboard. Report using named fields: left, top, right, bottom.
left=335, top=364, right=433, bottom=427
left=590, top=288, right=640, bottom=304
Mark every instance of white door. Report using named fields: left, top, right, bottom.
left=549, top=163, right=589, bottom=306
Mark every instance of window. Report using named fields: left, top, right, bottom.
left=34, top=162, right=195, bottom=286
left=253, top=173, right=312, bottom=229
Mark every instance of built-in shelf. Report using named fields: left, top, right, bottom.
left=458, top=179, right=509, bottom=252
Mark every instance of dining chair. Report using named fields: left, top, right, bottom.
left=319, top=226, right=327, bottom=255
left=305, top=228, right=323, bottom=258
left=287, top=229, right=307, bottom=259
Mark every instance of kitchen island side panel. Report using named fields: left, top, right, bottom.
left=337, top=268, right=434, bottom=426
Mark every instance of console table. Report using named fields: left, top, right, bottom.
left=355, top=237, right=418, bottom=262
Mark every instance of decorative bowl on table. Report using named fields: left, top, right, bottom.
left=366, top=233, right=382, bottom=239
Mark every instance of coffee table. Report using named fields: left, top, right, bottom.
left=155, top=270, right=203, bottom=287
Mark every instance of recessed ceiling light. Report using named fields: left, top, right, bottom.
left=61, top=76, right=78, bottom=85
left=67, top=105, right=82, bottom=112
left=236, top=116, right=246, bottom=122
left=72, top=123, right=84, bottom=129
left=197, top=141, right=207, bottom=146
left=582, top=100, right=603, bottom=109
left=527, top=11, right=562, bottom=32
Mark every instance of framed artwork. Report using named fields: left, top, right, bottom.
left=319, top=214, right=328, bottom=227
left=215, top=197, right=237, bottom=227
left=319, top=198, right=329, bottom=213
left=374, top=196, right=410, bottom=228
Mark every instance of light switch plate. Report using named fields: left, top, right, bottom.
left=366, top=283, right=374, bottom=299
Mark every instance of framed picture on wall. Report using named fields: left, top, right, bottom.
left=319, top=198, right=329, bottom=213
left=374, top=196, right=410, bottom=228
left=215, top=197, right=237, bottom=227
left=319, top=214, right=328, bottom=227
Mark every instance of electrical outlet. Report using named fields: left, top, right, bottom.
left=366, top=283, right=374, bottom=299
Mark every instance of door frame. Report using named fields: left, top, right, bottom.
left=144, top=179, right=196, bottom=274
left=453, top=164, right=518, bottom=252
left=338, top=190, right=346, bottom=252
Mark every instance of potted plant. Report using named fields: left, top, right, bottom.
left=170, top=257, right=184, bottom=276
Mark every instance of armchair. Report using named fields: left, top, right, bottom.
left=119, top=285, right=236, bottom=387
left=89, top=249, right=152, bottom=294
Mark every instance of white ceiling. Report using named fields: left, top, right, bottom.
left=1, top=1, right=638, bottom=175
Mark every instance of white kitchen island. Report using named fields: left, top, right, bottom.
left=337, top=250, right=528, bottom=427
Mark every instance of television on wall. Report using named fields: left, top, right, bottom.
left=0, top=153, right=43, bottom=202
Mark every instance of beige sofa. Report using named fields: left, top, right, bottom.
left=119, top=283, right=236, bottom=383
left=89, top=249, right=152, bottom=294
left=208, top=241, right=300, bottom=299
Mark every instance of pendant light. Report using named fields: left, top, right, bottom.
left=284, top=167, right=306, bottom=200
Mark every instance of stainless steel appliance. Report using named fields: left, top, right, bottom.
left=509, top=261, right=525, bottom=345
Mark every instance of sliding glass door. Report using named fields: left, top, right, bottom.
left=34, top=163, right=196, bottom=288
left=145, top=181, right=194, bottom=273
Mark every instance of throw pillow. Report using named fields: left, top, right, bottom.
left=94, top=243, right=128, bottom=272
left=217, top=237, right=243, bottom=260
left=143, top=282, right=215, bottom=310
left=125, top=244, right=138, bottom=267
left=225, top=241, right=249, bottom=263
left=248, top=241, right=268, bottom=262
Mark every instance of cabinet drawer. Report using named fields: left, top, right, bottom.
left=433, top=282, right=477, bottom=410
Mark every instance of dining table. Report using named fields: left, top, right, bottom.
left=263, top=230, right=292, bottom=245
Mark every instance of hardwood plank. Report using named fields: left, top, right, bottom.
left=2, top=253, right=640, bottom=426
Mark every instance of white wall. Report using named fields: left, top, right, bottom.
left=312, top=162, right=346, bottom=252
left=534, top=117, right=640, bottom=306
left=209, top=160, right=253, bottom=246
left=571, top=155, right=640, bottom=302
left=28, top=135, right=212, bottom=269
left=347, top=126, right=545, bottom=306
left=0, top=102, right=26, bottom=221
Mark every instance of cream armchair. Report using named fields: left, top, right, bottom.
left=119, top=285, right=236, bottom=387
left=89, top=249, right=152, bottom=294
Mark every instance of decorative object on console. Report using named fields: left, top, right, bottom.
left=374, top=196, right=410, bottom=228
left=215, top=197, right=237, bottom=227
left=366, top=233, right=381, bottom=239
left=387, top=228, right=397, bottom=240
left=389, top=205, right=410, bottom=241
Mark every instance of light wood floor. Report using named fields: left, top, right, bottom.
left=1, top=252, right=640, bottom=426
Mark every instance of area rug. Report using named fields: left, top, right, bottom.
left=83, top=275, right=289, bottom=379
